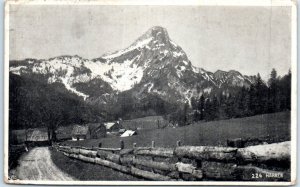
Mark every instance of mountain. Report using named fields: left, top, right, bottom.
left=213, top=70, right=255, bottom=88
left=9, top=26, right=256, bottom=110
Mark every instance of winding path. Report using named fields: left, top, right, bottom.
left=15, top=147, right=75, bottom=181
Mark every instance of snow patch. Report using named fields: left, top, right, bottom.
left=60, top=78, right=88, bottom=100
left=85, top=57, right=144, bottom=91
left=163, top=50, right=169, bottom=55
left=170, top=40, right=178, bottom=47
left=192, top=66, right=206, bottom=74
left=192, top=66, right=200, bottom=73
left=203, top=87, right=212, bottom=94
left=237, top=75, right=245, bottom=80
left=147, top=83, right=154, bottom=92
left=29, top=57, right=91, bottom=99
left=10, top=66, right=27, bottom=75
left=180, top=66, right=186, bottom=71
left=173, top=51, right=184, bottom=57
left=152, top=89, right=166, bottom=96
left=176, top=69, right=183, bottom=78
left=156, top=43, right=165, bottom=47
left=102, top=37, right=153, bottom=59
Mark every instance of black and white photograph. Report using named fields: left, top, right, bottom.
left=4, top=0, right=297, bottom=185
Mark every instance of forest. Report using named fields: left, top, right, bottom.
left=170, top=69, right=291, bottom=126
left=9, top=73, right=103, bottom=140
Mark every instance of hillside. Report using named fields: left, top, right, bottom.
left=64, top=111, right=290, bottom=148
left=121, top=116, right=169, bottom=130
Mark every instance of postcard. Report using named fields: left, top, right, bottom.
left=4, top=0, right=297, bottom=185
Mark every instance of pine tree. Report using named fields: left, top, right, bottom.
left=183, top=102, right=189, bottom=125
left=234, top=87, right=247, bottom=117
left=224, top=94, right=235, bottom=118
left=254, top=73, right=267, bottom=114
left=212, top=96, right=219, bottom=119
left=268, top=68, right=279, bottom=112
left=191, top=97, right=198, bottom=110
left=249, top=84, right=256, bottom=114
left=242, top=87, right=251, bottom=116
left=277, top=69, right=291, bottom=111
left=268, top=68, right=278, bottom=86
left=198, top=95, right=205, bottom=120
left=204, top=97, right=218, bottom=121
left=204, top=99, right=211, bottom=121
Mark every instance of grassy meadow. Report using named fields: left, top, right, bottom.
left=121, top=116, right=169, bottom=130
left=63, top=111, right=290, bottom=149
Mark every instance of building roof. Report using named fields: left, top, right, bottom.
left=120, top=130, right=136, bottom=137
left=72, top=125, right=89, bottom=136
left=86, top=123, right=106, bottom=133
left=56, top=125, right=73, bottom=140
left=104, top=122, right=117, bottom=130
left=26, top=128, right=48, bottom=141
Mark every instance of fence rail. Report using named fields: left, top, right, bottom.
left=54, top=141, right=290, bottom=181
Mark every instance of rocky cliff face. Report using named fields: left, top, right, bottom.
left=10, top=26, right=255, bottom=105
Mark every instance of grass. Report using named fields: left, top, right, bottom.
left=122, top=116, right=169, bottom=130
left=62, top=111, right=290, bottom=149
left=50, top=147, right=142, bottom=181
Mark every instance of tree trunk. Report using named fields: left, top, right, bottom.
left=51, top=128, right=57, bottom=142
left=47, top=127, right=51, bottom=145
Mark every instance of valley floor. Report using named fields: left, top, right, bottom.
left=9, top=112, right=290, bottom=182
left=64, top=111, right=291, bottom=149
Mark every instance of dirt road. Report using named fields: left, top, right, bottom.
left=14, top=147, right=75, bottom=181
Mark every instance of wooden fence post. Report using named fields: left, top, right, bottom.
left=176, top=140, right=181, bottom=147
left=151, top=141, right=155, bottom=148
left=176, top=140, right=183, bottom=179
left=120, top=140, right=124, bottom=149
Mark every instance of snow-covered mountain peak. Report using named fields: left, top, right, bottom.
left=88, top=26, right=193, bottom=93
left=9, top=26, right=257, bottom=104
left=101, top=26, right=174, bottom=61
left=101, top=36, right=154, bottom=60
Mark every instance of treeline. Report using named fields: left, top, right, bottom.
left=103, top=92, right=176, bottom=120
left=171, top=69, right=291, bottom=125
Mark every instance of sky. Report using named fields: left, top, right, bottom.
left=9, top=5, right=292, bottom=79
